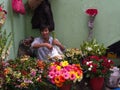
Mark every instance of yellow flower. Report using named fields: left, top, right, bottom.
left=56, top=65, right=61, bottom=71
left=60, top=61, right=68, bottom=67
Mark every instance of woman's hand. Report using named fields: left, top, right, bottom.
left=52, top=39, right=65, bottom=51
left=52, top=39, right=61, bottom=46
left=43, top=43, right=53, bottom=50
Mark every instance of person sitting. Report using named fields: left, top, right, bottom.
left=31, top=26, right=65, bottom=61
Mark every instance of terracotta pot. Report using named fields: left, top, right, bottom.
left=60, top=84, right=71, bottom=90
left=89, top=77, right=104, bottom=90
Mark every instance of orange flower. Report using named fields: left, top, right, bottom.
left=4, top=68, right=12, bottom=75
left=54, top=76, right=61, bottom=84
left=37, top=60, right=45, bottom=69
left=56, top=82, right=63, bottom=87
left=59, top=75, right=65, bottom=83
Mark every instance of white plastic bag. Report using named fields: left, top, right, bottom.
left=106, top=67, right=120, bottom=89
left=48, top=45, right=64, bottom=61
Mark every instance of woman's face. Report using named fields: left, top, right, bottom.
left=41, top=27, right=50, bottom=40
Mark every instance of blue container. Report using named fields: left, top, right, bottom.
left=113, top=88, right=120, bottom=90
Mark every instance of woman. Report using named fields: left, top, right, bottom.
left=31, top=26, right=65, bottom=61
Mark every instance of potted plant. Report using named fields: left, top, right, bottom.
left=80, top=39, right=114, bottom=90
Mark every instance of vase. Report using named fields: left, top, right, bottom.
left=89, top=77, right=104, bottom=90
left=60, top=84, right=71, bottom=90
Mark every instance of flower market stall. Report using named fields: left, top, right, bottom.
left=1, top=0, right=120, bottom=90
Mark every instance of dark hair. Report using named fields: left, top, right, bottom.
left=40, top=25, right=50, bottom=32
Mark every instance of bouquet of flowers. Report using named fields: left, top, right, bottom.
left=48, top=60, right=83, bottom=87
left=85, top=8, right=98, bottom=41
left=64, top=48, right=82, bottom=64
left=85, top=8, right=98, bottom=29
left=82, top=55, right=114, bottom=78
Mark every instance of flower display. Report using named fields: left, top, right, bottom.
left=0, top=3, right=7, bottom=27
left=82, top=55, right=114, bottom=78
left=80, top=39, right=106, bottom=57
left=1, top=56, right=50, bottom=89
left=48, top=60, right=83, bottom=87
left=64, top=48, right=82, bottom=64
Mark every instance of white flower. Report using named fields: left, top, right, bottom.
left=89, top=61, right=93, bottom=63
left=86, top=62, right=89, bottom=65
left=94, top=44, right=98, bottom=47
left=88, top=67, right=92, bottom=71
left=108, top=60, right=111, bottom=62
left=86, top=47, right=92, bottom=51
left=90, top=65, right=93, bottom=68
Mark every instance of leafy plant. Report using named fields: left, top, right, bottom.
left=0, top=29, right=13, bottom=61
left=80, top=39, right=107, bottom=57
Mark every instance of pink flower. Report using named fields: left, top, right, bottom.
left=48, top=72, right=55, bottom=79
left=62, top=72, right=70, bottom=80
left=69, top=72, right=76, bottom=80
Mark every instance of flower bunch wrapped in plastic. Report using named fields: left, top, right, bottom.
left=48, top=60, right=83, bottom=87
left=85, top=8, right=98, bottom=40
left=85, top=8, right=98, bottom=29
left=82, top=55, right=114, bottom=78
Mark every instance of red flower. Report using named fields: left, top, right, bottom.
left=86, top=8, right=98, bottom=16
left=89, top=55, right=99, bottom=61
left=91, top=67, right=97, bottom=73
left=0, top=6, right=2, bottom=11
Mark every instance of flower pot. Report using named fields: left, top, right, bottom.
left=60, top=84, right=71, bottom=90
left=89, top=77, right=104, bottom=90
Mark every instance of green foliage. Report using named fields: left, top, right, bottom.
left=80, top=39, right=107, bottom=57
left=0, top=28, right=13, bottom=60
left=64, top=48, right=82, bottom=64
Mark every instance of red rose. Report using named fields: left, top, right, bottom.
left=86, top=9, right=98, bottom=16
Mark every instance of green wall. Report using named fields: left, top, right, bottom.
left=1, top=0, right=26, bottom=59
left=25, top=0, right=120, bottom=48
left=2, top=0, right=120, bottom=60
